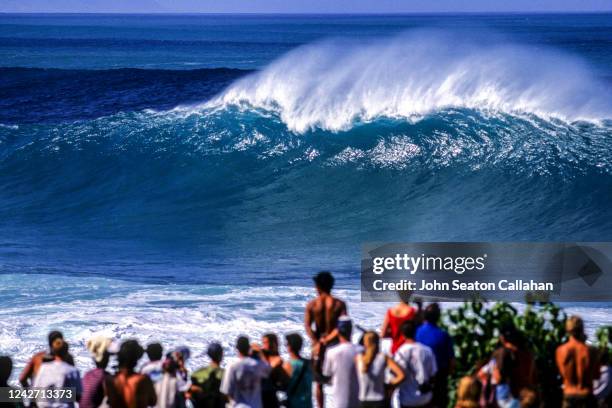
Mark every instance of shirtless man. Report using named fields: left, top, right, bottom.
left=20, top=331, right=74, bottom=387
left=304, top=271, right=347, bottom=408
left=105, top=340, right=156, bottom=408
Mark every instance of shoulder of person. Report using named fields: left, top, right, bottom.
left=325, top=343, right=342, bottom=356
left=418, top=342, right=435, bottom=354
left=257, top=357, right=271, bottom=366
left=135, top=372, right=150, bottom=381
left=190, top=367, right=206, bottom=379
left=395, top=342, right=413, bottom=356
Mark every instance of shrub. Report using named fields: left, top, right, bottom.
left=442, top=302, right=567, bottom=408
left=596, top=325, right=612, bottom=362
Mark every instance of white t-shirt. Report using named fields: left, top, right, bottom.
left=322, top=342, right=360, bottom=408
left=394, top=342, right=437, bottom=407
left=33, top=360, right=82, bottom=408
left=220, top=356, right=271, bottom=408
left=141, top=360, right=164, bottom=384
left=594, top=365, right=611, bottom=401
left=155, top=371, right=191, bottom=408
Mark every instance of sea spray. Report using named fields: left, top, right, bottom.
left=207, top=30, right=611, bottom=132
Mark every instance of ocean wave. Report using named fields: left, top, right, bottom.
left=1, top=106, right=611, bottom=248
left=206, top=30, right=612, bottom=132
left=1, top=34, right=612, bottom=261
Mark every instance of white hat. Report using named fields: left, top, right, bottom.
left=86, top=336, right=119, bottom=363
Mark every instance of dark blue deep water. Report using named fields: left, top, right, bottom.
left=1, top=14, right=612, bottom=285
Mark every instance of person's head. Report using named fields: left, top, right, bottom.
left=424, top=303, right=441, bottom=325
left=174, top=346, right=190, bottom=362
left=163, top=347, right=190, bottom=374
left=456, top=376, right=482, bottom=408
left=285, top=333, right=303, bottom=357
left=313, top=271, right=334, bottom=294
left=400, top=319, right=418, bottom=340
left=86, top=336, right=115, bottom=369
left=0, top=356, right=12, bottom=386
left=499, top=322, right=521, bottom=346
left=262, top=333, right=279, bottom=355
left=117, top=339, right=144, bottom=370
left=51, top=338, right=70, bottom=360
left=397, top=290, right=412, bottom=305
left=48, top=331, right=64, bottom=350
left=48, top=330, right=63, bottom=346
left=146, top=343, right=163, bottom=362
left=361, top=331, right=380, bottom=373
left=162, top=353, right=179, bottom=375
left=207, top=342, right=223, bottom=364
left=236, top=336, right=250, bottom=357
left=337, top=316, right=352, bottom=341
left=566, top=315, right=585, bottom=340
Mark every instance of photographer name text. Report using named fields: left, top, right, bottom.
left=372, top=279, right=554, bottom=292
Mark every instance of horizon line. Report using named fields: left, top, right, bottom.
left=1, top=10, right=611, bottom=16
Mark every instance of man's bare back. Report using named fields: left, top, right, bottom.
left=305, top=294, right=347, bottom=344
left=305, top=271, right=346, bottom=408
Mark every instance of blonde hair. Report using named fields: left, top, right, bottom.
left=456, top=376, right=481, bottom=408
left=361, top=331, right=380, bottom=373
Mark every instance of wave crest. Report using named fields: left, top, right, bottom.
left=208, top=30, right=611, bottom=133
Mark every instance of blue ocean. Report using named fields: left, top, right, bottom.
left=0, top=14, right=611, bottom=372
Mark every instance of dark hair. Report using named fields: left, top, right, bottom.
left=401, top=320, right=417, bottom=340
left=337, top=316, right=352, bottom=339
left=207, top=343, right=223, bottom=363
left=263, top=333, right=278, bottom=347
left=117, top=340, right=144, bottom=370
left=285, top=333, right=303, bottom=354
left=48, top=331, right=63, bottom=348
left=313, top=271, right=335, bottom=293
left=0, top=356, right=12, bottom=385
left=398, top=290, right=412, bottom=304
left=146, top=343, right=163, bottom=361
left=162, top=352, right=179, bottom=374
left=263, top=333, right=279, bottom=355
left=500, top=322, right=521, bottom=345
left=236, top=336, right=250, bottom=356
left=424, top=303, right=441, bottom=324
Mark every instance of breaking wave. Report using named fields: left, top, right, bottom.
left=208, top=30, right=611, bottom=132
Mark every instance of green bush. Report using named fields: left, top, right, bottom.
left=442, top=302, right=567, bottom=408
left=596, top=325, right=612, bottom=362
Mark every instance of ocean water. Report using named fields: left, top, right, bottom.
left=1, top=14, right=612, bottom=377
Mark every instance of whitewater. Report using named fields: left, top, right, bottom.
left=1, top=16, right=612, bottom=393
left=206, top=31, right=612, bottom=132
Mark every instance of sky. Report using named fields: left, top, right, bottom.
left=1, top=0, right=612, bottom=13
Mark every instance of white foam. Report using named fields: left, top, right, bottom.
left=0, top=274, right=388, bottom=380
left=0, top=273, right=608, bottom=396
left=205, top=30, right=611, bottom=133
